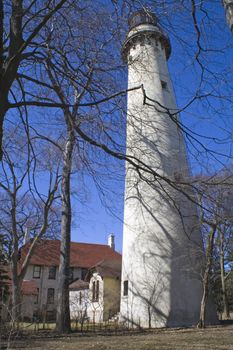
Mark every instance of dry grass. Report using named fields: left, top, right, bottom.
left=3, top=325, right=233, bottom=350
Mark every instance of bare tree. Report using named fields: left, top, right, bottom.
left=1, top=0, right=233, bottom=332
left=0, top=233, right=9, bottom=323
left=0, top=126, right=60, bottom=323
left=218, top=223, right=233, bottom=319
left=214, top=176, right=233, bottom=319
left=0, top=0, right=76, bottom=160
left=196, top=171, right=233, bottom=327
left=37, top=2, right=127, bottom=332
left=39, top=1, right=233, bottom=332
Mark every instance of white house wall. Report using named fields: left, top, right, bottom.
left=70, top=289, right=90, bottom=321
left=70, top=273, right=121, bottom=323
left=23, top=264, right=82, bottom=319
left=89, top=274, right=104, bottom=323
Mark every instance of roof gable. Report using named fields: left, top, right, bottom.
left=86, top=259, right=122, bottom=280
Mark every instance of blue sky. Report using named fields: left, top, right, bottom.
left=70, top=2, right=233, bottom=252
left=3, top=1, right=233, bottom=253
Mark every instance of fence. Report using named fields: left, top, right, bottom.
left=0, top=317, right=142, bottom=341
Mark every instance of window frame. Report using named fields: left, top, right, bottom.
left=92, top=281, right=96, bottom=302
left=92, top=280, right=100, bottom=302
left=81, top=268, right=88, bottom=280
left=48, top=266, right=56, bottom=280
left=47, top=288, right=55, bottom=304
left=33, top=265, right=41, bottom=279
left=161, top=80, right=168, bottom=90
left=96, top=280, right=99, bottom=302
left=123, top=280, right=128, bottom=296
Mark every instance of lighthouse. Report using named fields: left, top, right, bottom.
left=120, top=9, right=217, bottom=328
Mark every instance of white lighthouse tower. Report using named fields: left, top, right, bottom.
left=120, top=9, right=217, bottom=328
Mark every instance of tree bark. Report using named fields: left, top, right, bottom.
left=0, top=0, right=23, bottom=160
left=56, top=124, right=75, bottom=333
left=10, top=193, right=22, bottom=325
left=11, top=271, right=21, bottom=326
left=0, top=103, right=8, bottom=160
left=198, top=224, right=216, bottom=328
left=219, top=229, right=230, bottom=319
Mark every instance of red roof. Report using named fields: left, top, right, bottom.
left=20, top=240, right=121, bottom=268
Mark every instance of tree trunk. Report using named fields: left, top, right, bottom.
left=0, top=101, right=9, bottom=160
left=0, top=0, right=23, bottom=160
left=56, top=125, right=75, bottom=333
left=11, top=273, right=21, bottom=326
left=10, top=195, right=21, bottom=326
left=219, top=229, right=230, bottom=319
left=198, top=269, right=208, bottom=328
left=198, top=225, right=216, bottom=328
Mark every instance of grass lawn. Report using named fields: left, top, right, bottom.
left=2, top=325, right=233, bottom=350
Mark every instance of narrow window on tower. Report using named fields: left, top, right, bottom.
left=161, top=80, right=168, bottom=90
left=174, top=171, right=182, bottom=182
left=123, top=280, right=128, bottom=296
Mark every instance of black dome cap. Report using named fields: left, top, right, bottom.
left=128, top=9, right=158, bottom=30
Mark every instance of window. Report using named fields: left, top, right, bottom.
left=123, top=280, right=128, bottom=296
left=161, top=80, right=168, bottom=90
left=79, top=291, right=82, bottom=305
left=96, top=280, right=99, bottom=301
left=48, top=266, right=56, bottom=280
left=92, top=280, right=99, bottom=302
left=34, top=288, right=39, bottom=304
left=47, top=288, right=55, bottom=304
left=92, top=281, right=96, bottom=301
left=174, top=171, right=182, bottom=182
left=33, top=265, right=41, bottom=279
left=81, top=268, right=88, bottom=280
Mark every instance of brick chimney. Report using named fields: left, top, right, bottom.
left=108, top=233, right=115, bottom=250
left=23, top=227, right=30, bottom=245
